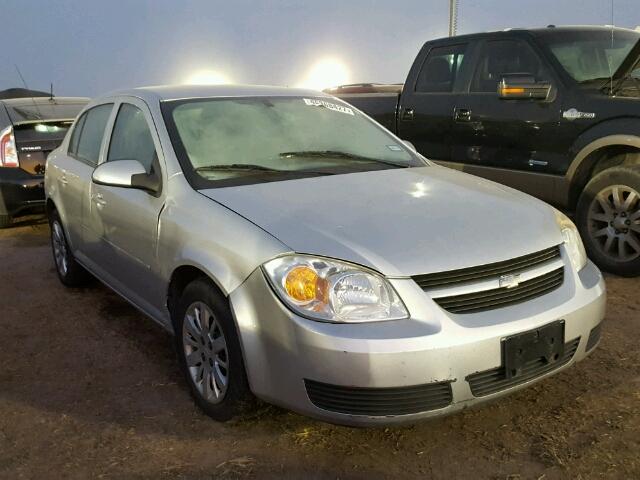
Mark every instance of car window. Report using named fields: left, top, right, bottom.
left=72, top=104, right=113, bottom=166
left=415, top=44, right=467, bottom=93
left=471, top=39, right=548, bottom=93
left=68, top=113, right=87, bottom=156
left=107, top=103, right=157, bottom=174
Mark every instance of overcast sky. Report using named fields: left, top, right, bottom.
left=2, top=0, right=639, bottom=96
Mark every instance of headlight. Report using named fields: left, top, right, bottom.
left=555, top=210, right=587, bottom=271
left=262, top=255, right=409, bottom=323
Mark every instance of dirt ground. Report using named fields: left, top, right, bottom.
left=0, top=220, right=638, bottom=480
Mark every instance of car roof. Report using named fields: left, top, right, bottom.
left=426, top=25, right=639, bottom=44
left=103, top=84, right=332, bottom=104
left=0, top=96, right=90, bottom=107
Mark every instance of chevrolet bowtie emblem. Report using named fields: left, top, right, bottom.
left=499, top=273, right=521, bottom=289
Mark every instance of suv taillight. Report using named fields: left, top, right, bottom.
left=0, top=126, right=19, bottom=167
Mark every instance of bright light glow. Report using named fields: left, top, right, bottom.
left=297, top=58, right=350, bottom=91
left=184, top=69, right=231, bottom=85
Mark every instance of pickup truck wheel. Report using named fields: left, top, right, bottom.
left=0, top=215, right=11, bottom=229
left=577, top=166, right=640, bottom=277
left=174, top=278, right=254, bottom=421
left=49, top=211, right=91, bottom=286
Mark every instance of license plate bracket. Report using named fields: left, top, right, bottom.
left=502, top=320, right=565, bottom=380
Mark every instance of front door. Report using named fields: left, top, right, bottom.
left=450, top=38, right=564, bottom=201
left=397, top=42, right=469, bottom=162
left=86, top=99, right=167, bottom=317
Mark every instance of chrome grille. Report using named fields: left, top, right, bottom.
left=433, top=267, right=564, bottom=314
left=412, top=246, right=564, bottom=314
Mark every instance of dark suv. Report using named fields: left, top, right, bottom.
left=331, top=26, right=640, bottom=276
left=0, top=89, right=88, bottom=227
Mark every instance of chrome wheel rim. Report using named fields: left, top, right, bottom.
left=52, top=221, right=69, bottom=276
left=588, top=184, right=640, bottom=262
left=183, top=302, right=229, bottom=404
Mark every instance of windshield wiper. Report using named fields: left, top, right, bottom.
left=195, top=164, right=283, bottom=173
left=194, top=163, right=334, bottom=176
left=279, top=150, right=409, bottom=168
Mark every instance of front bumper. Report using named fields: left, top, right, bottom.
left=229, top=254, right=606, bottom=426
left=0, top=167, right=45, bottom=218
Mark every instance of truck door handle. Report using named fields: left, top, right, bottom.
left=401, top=108, right=414, bottom=121
left=60, top=175, right=68, bottom=186
left=454, top=108, right=472, bottom=122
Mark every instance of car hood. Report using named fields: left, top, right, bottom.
left=200, top=166, right=563, bottom=277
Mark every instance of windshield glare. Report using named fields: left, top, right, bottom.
left=165, top=96, right=420, bottom=187
left=544, top=30, right=640, bottom=83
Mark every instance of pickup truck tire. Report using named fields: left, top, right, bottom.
left=174, top=278, right=254, bottom=422
left=0, top=215, right=10, bottom=229
left=576, top=165, right=640, bottom=277
left=49, top=210, right=91, bottom=286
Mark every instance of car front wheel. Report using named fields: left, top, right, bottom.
left=577, top=165, right=640, bottom=277
left=173, top=278, right=254, bottom=421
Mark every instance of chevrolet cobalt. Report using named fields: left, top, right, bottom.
left=45, top=85, right=605, bottom=426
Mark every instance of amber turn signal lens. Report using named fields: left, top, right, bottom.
left=285, top=266, right=319, bottom=303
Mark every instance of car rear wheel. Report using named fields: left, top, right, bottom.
left=0, top=215, right=11, bottom=229
left=577, top=165, right=640, bottom=277
left=173, top=278, right=254, bottom=421
left=49, top=210, right=91, bottom=286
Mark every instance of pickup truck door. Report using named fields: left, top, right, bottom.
left=397, top=42, right=470, bottom=162
left=85, top=98, right=167, bottom=320
left=449, top=37, right=564, bottom=203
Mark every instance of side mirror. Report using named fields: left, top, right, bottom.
left=498, top=75, right=551, bottom=100
left=92, top=160, right=157, bottom=192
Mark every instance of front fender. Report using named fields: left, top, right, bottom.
left=566, top=117, right=640, bottom=184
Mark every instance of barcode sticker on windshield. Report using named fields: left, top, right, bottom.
left=303, top=98, right=354, bottom=115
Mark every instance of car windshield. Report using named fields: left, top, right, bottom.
left=543, top=30, right=640, bottom=83
left=162, top=96, right=424, bottom=188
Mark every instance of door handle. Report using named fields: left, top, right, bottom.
left=60, top=175, right=68, bottom=186
left=454, top=108, right=472, bottom=122
left=92, top=193, right=106, bottom=208
left=401, top=108, right=414, bottom=121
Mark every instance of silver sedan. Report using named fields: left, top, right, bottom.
left=45, top=85, right=606, bottom=426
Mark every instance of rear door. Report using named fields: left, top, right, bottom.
left=54, top=103, right=113, bottom=250
left=397, top=41, right=471, bottom=161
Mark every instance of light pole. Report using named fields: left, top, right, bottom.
left=449, top=0, right=458, bottom=37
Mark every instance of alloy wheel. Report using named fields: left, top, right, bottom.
left=182, top=301, right=229, bottom=404
left=587, top=184, right=640, bottom=262
left=52, top=221, right=69, bottom=276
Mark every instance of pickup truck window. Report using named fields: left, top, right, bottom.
left=544, top=30, right=639, bottom=83
left=471, top=40, right=547, bottom=93
left=107, top=103, right=157, bottom=174
left=415, top=44, right=466, bottom=93
left=163, top=96, right=423, bottom=188
left=69, top=104, right=113, bottom=166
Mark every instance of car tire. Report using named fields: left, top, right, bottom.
left=49, top=210, right=91, bottom=286
left=576, top=165, right=640, bottom=277
left=0, top=215, right=11, bottom=229
left=173, top=278, right=254, bottom=421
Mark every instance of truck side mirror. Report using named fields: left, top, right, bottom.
left=498, top=75, right=551, bottom=100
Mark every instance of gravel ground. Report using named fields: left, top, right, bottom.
left=0, top=220, right=638, bottom=480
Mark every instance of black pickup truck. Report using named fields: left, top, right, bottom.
left=328, top=26, right=640, bottom=276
